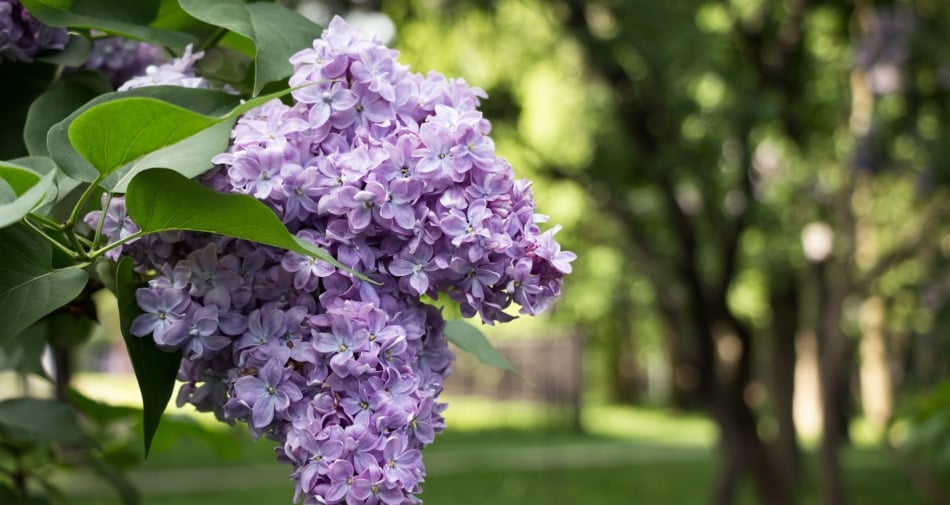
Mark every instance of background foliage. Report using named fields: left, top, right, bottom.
left=1, top=0, right=949, bottom=504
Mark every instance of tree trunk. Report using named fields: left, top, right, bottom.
left=815, top=260, right=849, bottom=505
left=708, top=310, right=792, bottom=505
left=770, top=272, right=802, bottom=489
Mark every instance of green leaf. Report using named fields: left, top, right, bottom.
left=20, top=0, right=195, bottom=49
left=444, top=319, right=525, bottom=380
left=0, top=224, right=88, bottom=342
left=48, top=86, right=241, bottom=184
left=0, top=397, right=88, bottom=444
left=0, top=160, right=57, bottom=228
left=125, top=168, right=348, bottom=271
left=25, top=72, right=113, bottom=158
left=0, top=179, right=14, bottom=203
left=54, top=86, right=296, bottom=189
left=179, top=0, right=321, bottom=95
left=36, top=33, right=94, bottom=67
left=68, top=97, right=221, bottom=177
left=116, top=256, right=182, bottom=458
left=112, top=120, right=235, bottom=193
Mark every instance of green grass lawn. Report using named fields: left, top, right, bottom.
left=55, top=397, right=926, bottom=505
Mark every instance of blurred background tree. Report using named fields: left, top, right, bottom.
left=369, top=0, right=950, bottom=504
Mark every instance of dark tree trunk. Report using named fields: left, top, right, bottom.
left=770, top=272, right=802, bottom=489
left=604, top=289, right=640, bottom=403
left=702, top=304, right=792, bottom=505
left=815, top=260, right=849, bottom=505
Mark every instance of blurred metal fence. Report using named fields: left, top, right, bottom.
left=443, top=334, right=584, bottom=430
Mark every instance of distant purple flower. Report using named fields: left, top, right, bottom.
left=0, top=0, right=67, bottom=63
left=84, top=37, right=165, bottom=87
left=118, top=44, right=208, bottom=90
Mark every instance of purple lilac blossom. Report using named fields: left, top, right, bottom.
left=0, top=0, right=67, bottom=63
left=96, top=16, right=573, bottom=505
left=83, top=36, right=165, bottom=88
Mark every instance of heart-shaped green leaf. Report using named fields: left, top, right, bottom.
left=58, top=86, right=296, bottom=188
left=124, top=168, right=348, bottom=272
left=116, top=256, right=181, bottom=458
left=179, top=0, right=321, bottom=95
left=69, top=97, right=220, bottom=177
left=445, top=319, right=525, bottom=380
left=20, top=0, right=195, bottom=49
left=0, top=225, right=88, bottom=342
left=49, top=86, right=241, bottom=184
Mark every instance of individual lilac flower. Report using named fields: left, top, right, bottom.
left=388, top=244, right=436, bottom=296
left=181, top=305, right=230, bottom=360
left=533, top=225, right=576, bottom=274
left=406, top=396, right=438, bottom=446
left=234, top=307, right=287, bottom=356
left=314, top=316, right=369, bottom=377
left=130, top=287, right=190, bottom=349
left=345, top=179, right=387, bottom=232
left=451, top=258, right=503, bottom=304
left=378, top=177, right=423, bottom=230
left=296, top=431, right=345, bottom=495
left=341, top=424, right=380, bottom=474
left=382, top=435, right=423, bottom=488
left=351, top=46, right=397, bottom=102
left=231, top=358, right=302, bottom=428
left=178, top=243, right=241, bottom=299
left=440, top=200, right=493, bottom=249
left=334, top=83, right=394, bottom=129
left=450, top=126, right=496, bottom=171
left=279, top=163, right=323, bottom=222
left=339, top=380, right=379, bottom=427
left=223, top=147, right=285, bottom=199
left=296, top=81, right=359, bottom=129
left=359, top=465, right=404, bottom=505
left=235, top=100, right=311, bottom=149
left=506, top=258, right=544, bottom=315
left=325, top=460, right=370, bottom=505
left=413, top=123, right=456, bottom=176
left=82, top=195, right=140, bottom=260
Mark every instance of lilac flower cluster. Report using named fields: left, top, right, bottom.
left=83, top=36, right=165, bottom=88
left=0, top=0, right=67, bottom=63
left=93, top=16, right=573, bottom=504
